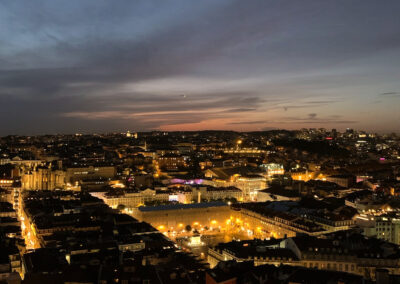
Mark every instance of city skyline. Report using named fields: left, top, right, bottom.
left=1, top=0, right=400, bottom=135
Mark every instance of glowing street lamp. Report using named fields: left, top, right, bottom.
left=236, top=139, right=242, bottom=149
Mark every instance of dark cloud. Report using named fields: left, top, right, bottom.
left=280, top=99, right=342, bottom=112
left=0, top=0, right=399, bottom=134
left=229, top=120, right=266, bottom=125
left=380, top=92, right=400, bottom=97
left=308, top=113, right=317, bottom=119
left=223, top=108, right=257, bottom=113
left=279, top=115, right=358, bottom=124
left=0, top=88, right=266, bottom=134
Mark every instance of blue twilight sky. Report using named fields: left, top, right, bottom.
left=0, top=0, right=399, bottom=135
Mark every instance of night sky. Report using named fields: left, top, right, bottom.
left=1, top=0, right=400, bottom=135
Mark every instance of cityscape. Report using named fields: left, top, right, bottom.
left=0, top=129, right=400, bottom=283
left=1, top=1, right=400, bottom=284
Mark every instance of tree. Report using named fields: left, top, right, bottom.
left=117, top=204, right=126, bottom=211
left=225, top=197, right=238, bottom=204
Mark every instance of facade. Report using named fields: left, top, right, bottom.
left=5, top=156, right=42, bottom=168
left=290, top=170, right=314, bottom=182
left=204, top=167, right=267, bottom=201
left=364, top=215, right=400, bottom=245
left=326, top=174, right=356, bottom=188
left=130, top=202, right=231, bottom=232
left=256, top=188, right=300, bottom=202
left=194, top=186, right=243, bottom=202
left=208, top=234, right=400, bottom=280
left=65, top=166, right=116, bottom=183
left=260, top=163, right=285, bottom=177
left=0, top=179, right=14, bottom=188
left=235, top=175, right=266, bottom=200
left=230, top=204, right=326, bottom=238
left=306, top=214, right=356, bottom=233
left=91, top=191, right=144, bottom=209
left=21, top=167, right=65, bottom=190
left=92, top=185, right=243, bottom=210
left=20, top=164, right=115, bottom=190
left=117, top=236, right=145, bottom=252
left=205, top=175, right=266, bottom=201
left=156, top=155, right=186, bottom=171
left=91, top=188, right=192, bottom=209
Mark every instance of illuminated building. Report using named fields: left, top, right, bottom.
left=156, top=155, right=186, bottom=171
left=364, top=215, right=400, bottom=245
left=343, top=188, right=397, bottom=213
left=325, top=174, right=356, bottom=188
left=92, top=185, right=242, bottom=210
left=0, top=236, right=22, bottom=280
left=234, top=175, right=266, bottom=200
left=20, top=164, right=116, bottom=191
left=290, top=170, right=314, bottom=182
left=155, top=148, right=180, bottom=156
left=256, top=188, right=301, bottom=202
left=174, top=143, right=195, bottom=154
left=21, top=166, right=65, bottom=190
left=260, top=163, right=285, bottom=177
left=91, top=188, right=192, bottom=209
left=130, top=202, right=231, bottom=231
left=223, top=147, right=266, bottom=157
left=125, top=131, right=138, bottom=138
left=4, top=156, right=42, bottom=168
left=305, top=211, right=357, bottom=232
left=208, top=232, right=400, bottom=279
left=199, top=160, right=213, bottom=170
left=0, top=179, right=14, bottom=187
left=194, top=186, right=243, bottom=202
left=207, top=239, right=297, bottom=269
left=230, top=203, right=326, bottom=238
left=204, top=167, right=266, bottom=201
left=92, top=190, right=150, bottom=209
left=117, top=236, right=145, bottom=252
left=65, top=166, right=116, bottom=183
left=188, top=235, right=203, bottom=247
